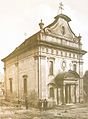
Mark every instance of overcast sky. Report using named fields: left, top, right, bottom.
left=0, top=0, right=88, bottom=74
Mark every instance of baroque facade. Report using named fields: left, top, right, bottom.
left=2, top=13, right=86, bottom=106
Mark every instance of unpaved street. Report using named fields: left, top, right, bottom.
left=0, top=103, right=88, bottom=119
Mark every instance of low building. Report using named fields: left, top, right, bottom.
left=0, top=73, right=4, bottom=96
left=83, top=71, right=88, bottom=102
left=2, top=13, right=86, bottom=106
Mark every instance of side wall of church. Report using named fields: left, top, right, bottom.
left=5, top=48, right=38, bottom=101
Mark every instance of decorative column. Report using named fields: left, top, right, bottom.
left=34, top=54, right=42, bottom=99
left=69, top=85, right=71, bottom=103
left=74, top=84, right=76, bottom=103
left=56, top=88, right=59, bottom=104
left=15, top=61, right=19, bottom=103
left=38, top=51, right=42, bottom=99
left=61, top=83, right=64, bottom=105
left=35, top=19, right=45, bottom=99
left=63, top=84, right=66, bottom=104
left=78, top=34, right=81, bottom=103
left=4, top=66, right=7, bottom=99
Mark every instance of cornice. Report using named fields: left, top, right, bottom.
left=38, top=40, right=86, bottom=55
left=34, top=55, right=46, bottom=60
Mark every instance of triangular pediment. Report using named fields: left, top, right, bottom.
left=44, top=14, right=78, bottom=42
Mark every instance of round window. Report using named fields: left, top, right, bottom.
left=61, top=60, right=66, bottom=70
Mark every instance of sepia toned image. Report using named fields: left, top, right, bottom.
left=0, top=0, right=88, bottom=118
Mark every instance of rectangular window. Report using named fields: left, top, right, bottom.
left=49, top=61, right=53, bottom=75
left=9, top=78, right=12, bottom=93
left=69, top=53, right=71, bottom=58
left=73, top=54, right=75, bottom=58
left=61, top=51, right=63, bottom=56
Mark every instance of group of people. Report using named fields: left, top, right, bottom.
left=38, top=99, right=48, bottom=111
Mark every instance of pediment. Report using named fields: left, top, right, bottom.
left=44, top=14, right=78, bottom=42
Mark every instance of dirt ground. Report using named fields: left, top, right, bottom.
left=0, top=103, right=88, bottom=119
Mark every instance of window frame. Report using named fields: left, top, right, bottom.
left=48, top=59, right=54, bottom=76
left=9, top=78, right=13, bottom=93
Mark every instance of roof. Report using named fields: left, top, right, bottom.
left=49, top=70, right=80, bottom=87
left=44, top=14, right=71, bottom=30
left=1, top=14, right=87, bottom=62
left=54, top=14, right=71, bottom=22
left=2, top=31, right=40, bottom=61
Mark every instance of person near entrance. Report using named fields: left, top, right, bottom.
left=38, top=99, right=42, bottom=111
left=43, top=99, right=48, bottom=111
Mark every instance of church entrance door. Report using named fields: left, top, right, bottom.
left=65, top=84, right=71, bottom=103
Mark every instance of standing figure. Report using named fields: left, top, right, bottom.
left=43, top=99, right=48, bottom=111
left=38, top=99, right=42, bottom=111
left=25, top=96, right=28, bottom=109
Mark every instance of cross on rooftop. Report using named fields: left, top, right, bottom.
left=59, top=2, right=64, bottom=14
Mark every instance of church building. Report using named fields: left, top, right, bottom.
left=2, top=7, right=86, bottom=106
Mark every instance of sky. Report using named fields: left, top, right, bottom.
left=0, top=0, right=88, bottom=74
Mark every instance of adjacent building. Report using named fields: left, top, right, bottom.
left=83, top=71, right=88, bottom=102
left=2, top=13, right=86, bottom=106
left=0, top=73, right=4, bottom=96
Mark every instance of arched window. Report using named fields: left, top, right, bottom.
left=9, top=78, right=12, bottom=93
left=49, top=61, right=53, bottom=75
left=73, top=64, right=76, bottom=72
left=50, top=87, right=54, bottom=98
left=23, top=75, right=28, bottom=94
left=61, top=26, right=65, bottom=35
